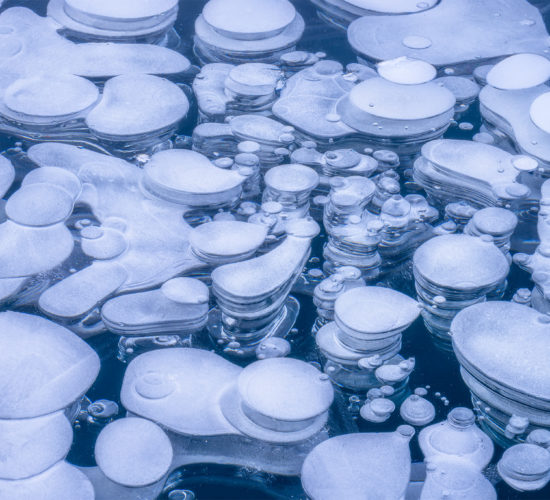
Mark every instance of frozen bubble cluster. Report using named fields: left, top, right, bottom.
left=2, top=0, right=550, bottom=498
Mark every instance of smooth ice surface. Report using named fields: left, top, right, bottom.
left=238, top=358, right=333, bottom=422
left=414, top=234, right=509, bottom=290
left=0, top=8, right=190, bottom=79
left=420, top=459, right=497, bottom=499
left=487, top=53, right=550, bottom=90
left=202, top=0, right=296, bottom=39
left=348, top=0, right=550, bottom=68
left=530, top=92, right=550, bottom=134
left=0, top=411, right=73, bottom=480
left=121, top=348, right=241, bottom=436
left=144, top=149, right=245, bottom=206
left=377, top=57, right=437, bottom=85
left=334, top=286, right=420, bottom=335
left=212, top=218, right=319, bottom=300
left=94, top=417, right=173, bottom=487
left=64, top=0, right=178, bottom=21
left=3, top=74, right=98, bottom=119
left=0, top=311, right=100, bottom=418
left=5, top=184, right=74, bottom=227
left=85, top=74, right=189, bottom=138
left=452, top=301, right=550, bottom=402
left=0, top=461, right=94, bottom=500
left=301, top=428, right=413, bottom=500
left=190, top=221, right=268, bottom=261
left=498, top=443, right=550, bottom=491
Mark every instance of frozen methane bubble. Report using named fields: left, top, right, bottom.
left=497, top=443, right=550, bottom=492
left=420, top=459, right=497, bottom=499
left=0, top=7, right=190, bottom=79
left=85, top=74, right=189, bottom=141
left=193, top=62, right=282, bottom=121
left=360, top=397, right=395, bottom=423
left=464, top=207, right=517, bottom=261
left=0, top=311, right=100, bottom=418
left=101, top=277, right=210, bottom=337
left=452, top=301, right=550, bottom=443
left=348, top=0, right=550, bottom=73
left=1, top=74, right=99, bottom=124
left=190, top=220, right=268, bottom=264
left=309, top=0, right=437, bottom=30
left=413, top=234, right=509, bottom=343
left=413, top=139, right=531, bottom=207
left=143, top=149, right=247, bottom=208
left=376, top=57, right=437, bottom=85
left=479, top=67, right=550, bottom=173
left=0, top=311, right=98, bottom=495
left=255, top=337, right=291, bottom=359
left=210, top=217, right=319, bottom=356
left=486, top=53, right=550, bottom=90
left=301, top=426, right=414, bottom=499
left=94, top=417, right=173, bottom=487
left=47, top=0, right=179, bottom=44
left=0, top=411, right=73, bottom=480
left=316, top=286, right=420, bottom=391
left=194, top=0, right=305, bottom=64
left=399, top=394, right=436, bottom=426
left=263, top=163, right=320, bottom=220
left=121, top=348, right=333, bottom=475
left=418, top=407, right=494, bottom=470
left=0, top=461, right=94, bottom=500
left=273, top=61, right=455, bottom=159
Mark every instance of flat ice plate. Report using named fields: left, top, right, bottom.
left=0, top=461, right=94, bottom=500
left=121, top=348, right=241, bottom=436
left=341, top=78, right=455, bottom=121
left=334, top=286, right=420, bottom=335
left=202, top=0, right=296, bottom=39
left=0, top=312, right=100, bottom=418
left=4, top=74, right=98, bottom=118
left=65, top=0, right=178, bottom=21
left=347, top=0, right=549, bottom=67
left=452, top=301, right=550, bottom=402
left=301, top=432, right=412, bottom=500
left=85, top=74, right=188, bottom=137
left=94, top=417, right=173, bottom=487
left=487, top=54, right=550, bottom=90
left=190, top=221, right=268, bottom=258
left=264, top=164, right=320, bottom=193
left=413, top=234, right=509, bottom=290
left=238, top=358, right=334, bottom=422
left=145, top=149, right=244, bottom=195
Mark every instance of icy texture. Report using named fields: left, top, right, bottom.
left=348, top=0, right=549, bottom=71
left=94, top=417, right=173, bottom=487
left=85, top=74, right=189, bottom=139
left=498, top=443, right=550, bottom=491
left=0, top=461, right=94, bottom=500
left=301, top=427, right=414, bottom=500
left=0, top=311, right=99, bottom=418
left=419, top=407, right=494, bottom=470
left=0, top=411, right=73, bottom=479
left=420, top=459, right=496, bottom=499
